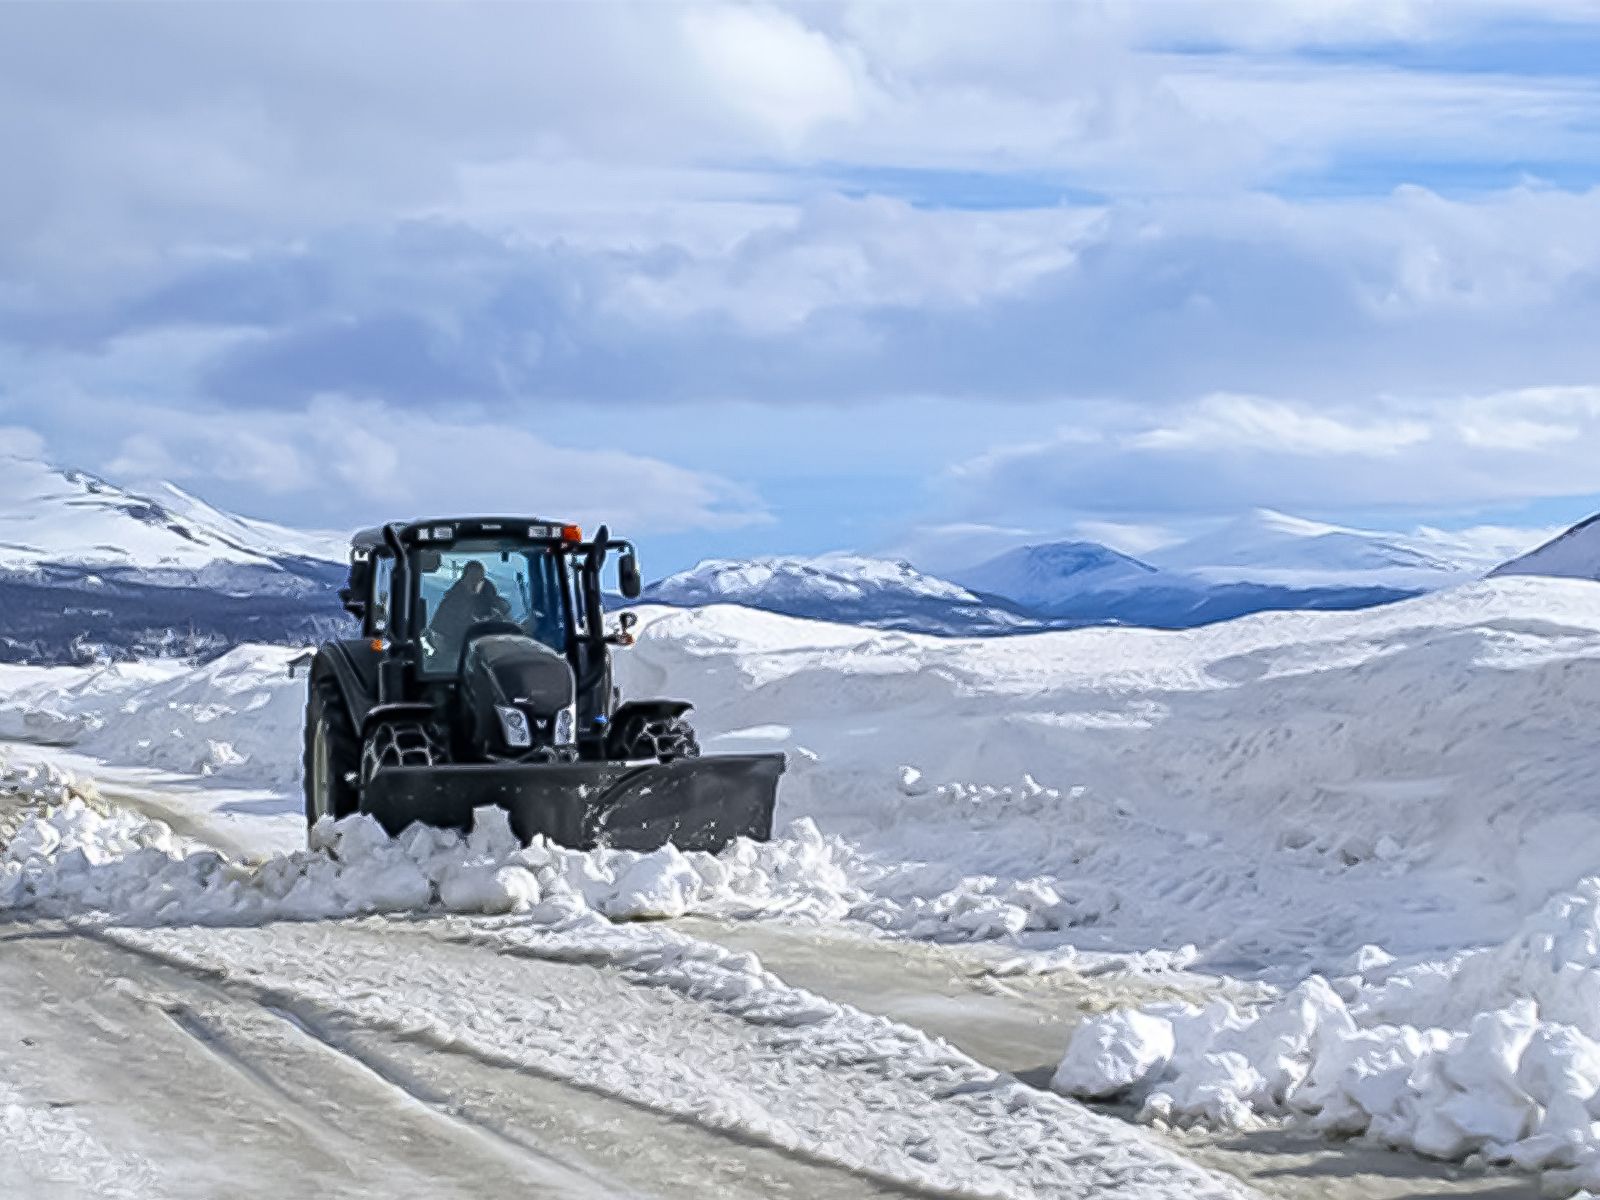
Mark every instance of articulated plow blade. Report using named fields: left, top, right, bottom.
left=360, top=753, right=784, bottom=854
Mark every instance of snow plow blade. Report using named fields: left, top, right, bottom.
left=359, top=753, right=784, bottom=853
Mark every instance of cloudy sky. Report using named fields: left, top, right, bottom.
left=4, top=1, right=1600, bottom=572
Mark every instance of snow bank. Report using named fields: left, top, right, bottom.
left=0, top=646, right=300, bottom=786
left=619, top=579, right=1600, bottom=972
left=1054, top=876, right=1600, bottom=1194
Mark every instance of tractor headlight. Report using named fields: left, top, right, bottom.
left=495, top=705, right=532, bottom=749
left=554, top=705, right=576, bottom=747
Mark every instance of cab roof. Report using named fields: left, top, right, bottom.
left=350, top=517, right=575, bottom=553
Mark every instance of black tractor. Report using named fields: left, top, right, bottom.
left=302, top=518, right=783, bottom=852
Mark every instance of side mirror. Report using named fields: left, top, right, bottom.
left=339, top=586, right=367, bottom=619
left=607, top=609, right=638, bottom=647
left=618, top=551, right=642, bottom=599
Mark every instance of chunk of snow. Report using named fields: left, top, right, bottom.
left=606, top=846, right=703, bottom=920
left=1052, top=1009, right=1175, bottom=1097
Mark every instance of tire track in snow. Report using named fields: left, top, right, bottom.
left=1, top=922, right=615, bottom=1199
left=89, top=921, right=960, bottom=1199
left=152, top=995, right=622, bottom=1198
left=99, top=916, right=1262, bottom=1200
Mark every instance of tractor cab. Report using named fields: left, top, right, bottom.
left=339, top=518, right=643, bottom=756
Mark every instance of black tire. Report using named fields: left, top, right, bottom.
left=303, top=675, right=360, bottom=833
left=617, top=714, right=701, bottom=763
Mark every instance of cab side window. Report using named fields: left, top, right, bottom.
left=369, top=555, right=395, bottom=636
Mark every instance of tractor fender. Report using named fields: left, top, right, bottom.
left=310, top=640, right=382, bottom=730
left=611, top=698, right=693, bottom=724
left=603, top=699, right=694, bottom=759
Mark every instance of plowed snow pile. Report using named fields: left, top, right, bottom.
left=1054, top=878, right=1600, bottom=1194
left=0, top=759, right=843, bottom=925
left=0, top=756, right=1078, bottom=940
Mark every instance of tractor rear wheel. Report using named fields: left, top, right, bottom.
left=303, top=676, right=359, bottom=833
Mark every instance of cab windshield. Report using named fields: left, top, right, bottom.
left=416, top=539, right=570, bottom=674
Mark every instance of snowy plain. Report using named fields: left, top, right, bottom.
left=6, top=576, right=1600, bottom=1193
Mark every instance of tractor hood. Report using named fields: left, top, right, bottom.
left=461, top=633, right=576, bottom=757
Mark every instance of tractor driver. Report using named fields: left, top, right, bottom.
left=428, top=559, right=512, bottom=664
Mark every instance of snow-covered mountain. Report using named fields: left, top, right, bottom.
left=0, top=450, right=1565, bottom=656
left=1491, top=512, right=1600, bottom=581
left=643, top=555, right=1039, bottom=636
left=0, top=456, right=350, bottom=662
left=1146, top=509, right=1491, bottom=588
left=946, top=536, right=1413, bottom=629
left=0, top=456, right=344, bottom=590
left=950, top=541, right=1161, bottom=608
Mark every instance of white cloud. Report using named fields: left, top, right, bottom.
left=96, top=395, right=771, bottom=537
left=1130, top=393, right=1432, bottom=456
left=948, top=385, right=1600, bottom=520
left=4, top=0, right=1598, bottom=297
left=681, top=5, right=866, bottom=147
left=3, top=0, right=1600, bottom=553
left=1069, top=520, right=1182, bottom=556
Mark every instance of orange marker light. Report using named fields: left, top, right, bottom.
left=561, top=524, right=582, bottom=543
left=370, top=638, right=385, bottom=653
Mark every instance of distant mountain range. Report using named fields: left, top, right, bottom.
left=1142, top=509, right=1522, bottom=588
left=648, top=510, right=1555, bottom=637
left=0, top=453, right=1581, bottom=659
